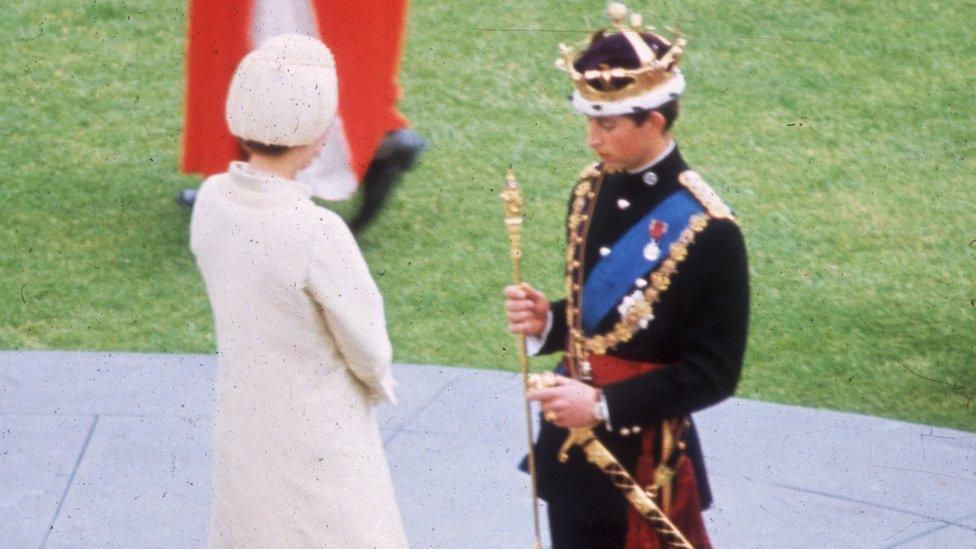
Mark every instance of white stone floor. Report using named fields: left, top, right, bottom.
left=1, top=351, right=974, bottom=548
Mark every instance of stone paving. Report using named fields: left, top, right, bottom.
left=1, top=351, right=974, bottom=548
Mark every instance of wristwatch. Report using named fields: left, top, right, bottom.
left=592, top=391, right=612, bottom=430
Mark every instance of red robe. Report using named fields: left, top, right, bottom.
left=181, top=0, right=409, bottom=179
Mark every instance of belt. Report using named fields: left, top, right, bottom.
left=586, top=354, right=664, bottom=387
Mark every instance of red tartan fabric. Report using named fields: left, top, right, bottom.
left=588, top=355, right=712, bottom=548
left=180, top=1, right=409, bottom=179
left=625, top=450, right=711, bottom=549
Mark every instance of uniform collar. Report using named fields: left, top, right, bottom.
left=610, top=141, right=686, bottom=190
left=627, top=139, right=676, bottom=174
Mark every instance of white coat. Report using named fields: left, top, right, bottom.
left=190, top=161, right=407, bottom=548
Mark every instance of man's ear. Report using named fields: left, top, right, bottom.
left=649, top=110, right=668, bottom=135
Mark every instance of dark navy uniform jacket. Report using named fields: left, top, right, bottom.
left=531, top=144, right=750, bottom=524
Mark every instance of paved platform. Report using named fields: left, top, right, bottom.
left=1, top=351, right=974, bottom=548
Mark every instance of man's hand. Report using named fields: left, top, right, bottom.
left=527, top=375, right=602, bottom=428
left=503, top=283, right=549, bottom=337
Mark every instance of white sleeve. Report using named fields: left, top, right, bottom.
left=306, top=216, right=396, bottom=404
left=525, top=309, right=554, bottom=357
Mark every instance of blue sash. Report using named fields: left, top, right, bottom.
left=581, top=189, right=703, bottom=334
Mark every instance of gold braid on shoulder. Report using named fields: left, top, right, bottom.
left=678, top=170, right=736, bottom=221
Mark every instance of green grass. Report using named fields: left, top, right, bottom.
left=1, top=1, right=973, bottom=431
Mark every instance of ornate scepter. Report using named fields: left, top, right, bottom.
left=499, top=168, right=543, bottom=549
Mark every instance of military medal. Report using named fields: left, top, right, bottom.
left=643, top=219, right=668, bottom=261
left=643, top=242, right=660, bottom=261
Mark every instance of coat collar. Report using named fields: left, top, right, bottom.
left=226, top=161, right=314, bottom=203
left=626, top=139, right=676, bottom=174
left=606, top=141, right=687, bottom=192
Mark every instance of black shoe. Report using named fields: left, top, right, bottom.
left=374, top=128, right=427, bottom=171
left=176, top=189, right=198, bottom=209
left=348, top=129, right=427, bottom=233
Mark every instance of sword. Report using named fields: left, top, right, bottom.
left=529, top=373, right=694, bottom=549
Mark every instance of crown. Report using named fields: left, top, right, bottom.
left=555, top=2, right=687, bottom=116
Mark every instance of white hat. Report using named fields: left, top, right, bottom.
left=225, top=33, right=339, bottom=147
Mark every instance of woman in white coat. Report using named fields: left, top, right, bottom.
left=189, top=34, right=408, bottom=548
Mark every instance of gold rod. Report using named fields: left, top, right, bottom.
left=500, top=168, right=543, bottom=549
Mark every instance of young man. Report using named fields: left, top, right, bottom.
left=504, top=4, right=749, bottom=547
left=190, top=34, right=407, bottom=547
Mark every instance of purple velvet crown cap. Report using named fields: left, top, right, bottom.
left=574, top=31, right=674, bottom=72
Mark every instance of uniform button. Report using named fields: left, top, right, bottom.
left=620, top=427, right=631, bottom=436
left=635, top=278, right=648, bottom=288
left=632, top=425, right=642, bottom=434
left=599, top=246, right=611, bottom=256
left=642, top=172, right=659, bottom=186
left=616, top=198, right=630, bottom=210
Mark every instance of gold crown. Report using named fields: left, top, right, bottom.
left=555, top=2, right=686, bottom=104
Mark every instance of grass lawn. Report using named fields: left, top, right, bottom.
left=1, top=1, right=973, bottom=431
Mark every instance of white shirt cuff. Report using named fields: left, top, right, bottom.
left=525, top=309, right=554, bottom=357
left=599, top=394, right=612, bottom=431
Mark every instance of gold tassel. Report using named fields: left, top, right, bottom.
left=660, top=419, right=675, bottom=516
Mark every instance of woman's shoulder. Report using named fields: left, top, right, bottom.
left=302, top=204, right=350, bottom=234
left=303, top=205, right=358, bottom=251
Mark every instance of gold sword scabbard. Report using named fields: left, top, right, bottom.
left=526, top=374, right=694, bottom=548
left=559, top=427, right=694, bottom=549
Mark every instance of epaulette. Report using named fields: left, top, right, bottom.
left=678, top=170, right=735, bottom=221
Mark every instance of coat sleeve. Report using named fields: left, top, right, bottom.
left=306, top=214, right=397, bottom=403
left=534, top=299, right=568, bottom=355
left=602, top=219, right=749, bottom=425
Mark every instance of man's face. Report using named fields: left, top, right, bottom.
left=586, top=114, right=660, bottom=171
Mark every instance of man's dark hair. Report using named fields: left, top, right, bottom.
left=238, top=139, right=291, bottom=157
left=626, top=99, right=680, bottom=131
